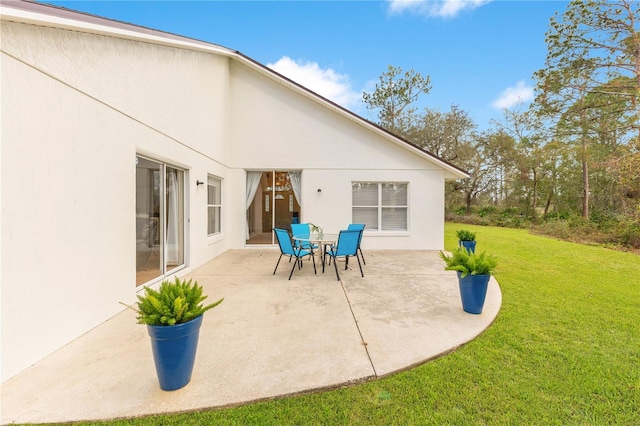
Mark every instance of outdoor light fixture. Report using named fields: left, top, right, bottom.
left=196, top=180, right=204, bottom=186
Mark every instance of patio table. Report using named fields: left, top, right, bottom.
left=293, top=233, right=338, bottom=265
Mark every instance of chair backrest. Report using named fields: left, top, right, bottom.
left=347, top=224, right=365, bottom=246
left=347, top=224, right=365, bottom=231
left=274, top=228, right=296, bottom=256
left=291, top=223, right=311, bottom=239
left=334, top=230, right=360, bottom=256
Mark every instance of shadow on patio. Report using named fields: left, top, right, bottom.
left=1, top=250, right=501, bottom=424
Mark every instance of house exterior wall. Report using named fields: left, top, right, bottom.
left=0, top=20, right=234, bottom=382
left=1, top=5, right=460, bottom=383
left=299, top=169, right=445, bottom=250
left=229, top=62, right=445, bottom=249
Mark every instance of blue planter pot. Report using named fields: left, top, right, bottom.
left=459, top=240, right=476, bottom=253
left=147, top=315, right=203, bottom=391
left=457, top=272, right=490, bottom=314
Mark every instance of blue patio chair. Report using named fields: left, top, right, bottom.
left=327, top=224, right=365, bottom=268
left=273, top=228, right=316, bottom=280
left=291, top=223, right=318, bottom=251
left=322, top=229, right=364, bottom=281
left=347, top=223, right=366, bottom=265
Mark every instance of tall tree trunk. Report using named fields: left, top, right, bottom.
left=580, top=105, right=590, bottom=220
left=531, top=167, right=538, bottom=211
left=544, top=189, right=553, bottom=216
left=582, top=139, right=589, bottom=219
left=465, top=191, right=472, bottom=214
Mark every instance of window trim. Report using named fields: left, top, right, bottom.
left=207, top=175, right=222, bottom=237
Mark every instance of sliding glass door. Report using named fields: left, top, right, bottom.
left=246, top=171, right=301, bottom=245
left=136, top=157, right=185, bottom=286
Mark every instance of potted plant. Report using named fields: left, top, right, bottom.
left=309, top=223, right=324, bottom=238
left=128, top=277, right=223, bottom=391
left=439, top=248, right=497, bottom=314
left=456, top=229, right=477, bottom=253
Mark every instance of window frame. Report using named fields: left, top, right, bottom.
left=135, top=155, right=187, bottom=287
left=352, top=181, right=409, bottom=232
left=207, top=175, right=222, bottom=237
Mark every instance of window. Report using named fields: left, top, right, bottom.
left=207, top=176, right=222, bottom=235
left=352, top=182, right=408, bottom=231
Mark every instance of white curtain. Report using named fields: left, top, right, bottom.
left=245, top=171, right=263, bottom=240
left=288, top=171, right=301, bottom=205
left=166, top=169, right=179, bottom=264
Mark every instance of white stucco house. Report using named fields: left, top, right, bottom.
left=0, top=0, right=468, bottom=382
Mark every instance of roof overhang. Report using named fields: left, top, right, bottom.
left=1, top=0, right=470, bottom=181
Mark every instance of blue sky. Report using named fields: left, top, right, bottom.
left=43, top=0, right=567, bottom=130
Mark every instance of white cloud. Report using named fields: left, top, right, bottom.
left=387, top=0, right=492, bottom=18
left=492, top=81, right=534, bottom=109
left=267, top=56, right=362, bottom=110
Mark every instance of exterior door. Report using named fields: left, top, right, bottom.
left=246, top=171, right=301, bottom=245
left=136, top=156, right=185, bottom=286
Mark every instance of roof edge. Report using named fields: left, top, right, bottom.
left=1, top=0, right=237, bottom=57
left=1, top=0, right=470, bottom=180
left=233, top=53, right=469, bottom=180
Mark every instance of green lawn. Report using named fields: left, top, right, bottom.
left=97, top=224, right=640, bottom=425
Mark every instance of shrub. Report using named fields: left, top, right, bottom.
left=135, top=277, right=224, bottom=326
left=454, top=206, right=468, bottom=216
left=439, top=248, right=498, bottom=277
left=478, top=206, right=498, bottom=217
left=455, top=229, right=476, bottom=241
left=613, top=220, right=640, bottom=248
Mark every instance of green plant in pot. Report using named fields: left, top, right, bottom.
left=456, top=229, right=477, bottom=253
left=309, top=222, right=323, bottom=238
left=131, top=277, right=223, bottom=391
left=439, top=248, right=497, bottom=314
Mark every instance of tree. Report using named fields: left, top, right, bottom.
left=449, top=137, right=495, bottom=214
left=538, top=140, right=572, bottom=216
left=479, top=130, right=518, bottom=207
left=492, top=108, right=551, bottom=214
left=582, top=86, right=638, bottom=215
left=542, top=0, right=639, bottom=114
left=399, top=106, right=485, bottom=214
left=362, top=65, right=432, bottom=134
left=533, top=0, right=640, bottom=219
left=404, top=106, right=475, bottom=163
left=611, top=148, right=640, bottom=216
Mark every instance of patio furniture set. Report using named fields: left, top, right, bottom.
left=272, top=223, right=366, bottom=280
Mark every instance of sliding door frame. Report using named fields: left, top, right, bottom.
left=135, top=155, right=187, bottom=286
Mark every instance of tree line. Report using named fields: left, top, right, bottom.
left=362, top=0, right=639, bottom=248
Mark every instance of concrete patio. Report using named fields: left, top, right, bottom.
left=1, top=249, right=502, bottom=424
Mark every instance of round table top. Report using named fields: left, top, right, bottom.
left=292, top=233, right=338, bottom=243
